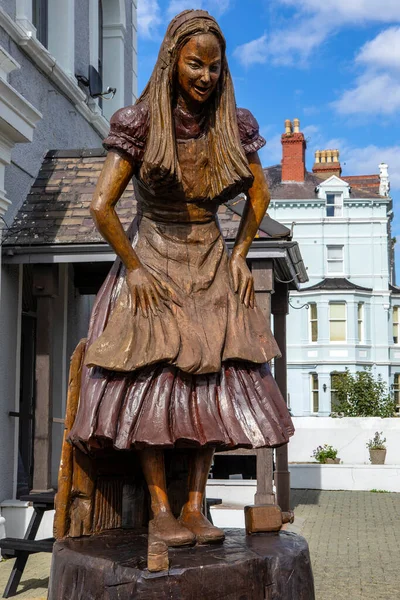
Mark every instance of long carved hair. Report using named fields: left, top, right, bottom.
left=137, top=9, right=254, bottom=197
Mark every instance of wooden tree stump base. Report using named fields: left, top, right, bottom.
left=48, top=529, right=314, bottom=599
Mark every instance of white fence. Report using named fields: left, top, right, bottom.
left=289, top=417, right=400, bottom=465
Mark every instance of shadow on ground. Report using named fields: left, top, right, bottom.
left=290, top=488, right=321, bottom=510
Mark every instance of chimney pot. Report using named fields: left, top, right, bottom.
left=379, top=163, right=390, bottom=196
left=312, top=148, right=342, bottom=179
left=293, top=118, right=300, bottom=133
left=284, top=119, right=292, bottom=135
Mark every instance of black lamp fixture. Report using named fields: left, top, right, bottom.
left=76, top=65, right=116, bottom=100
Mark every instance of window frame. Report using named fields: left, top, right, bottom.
left=357, top=302, right=364, bottom=343
left=32, top=0, right=48, bottom=48
left=310, top=373, right=319, bottom=414
left=330, top=371, right=345, bottom=412
left=309, top=303, right=318, bottom=343
left=326, top=245, right=344, bottom=276
left=393, top=374, right=400, bottom=414
left=326, top=192, right=343, bottom=217
left=329, top=301, right=347, bottom=343
left=393, top=306, right=399, bottom=344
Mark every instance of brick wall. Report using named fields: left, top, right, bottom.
left=281, top=133, right=306, bottom=182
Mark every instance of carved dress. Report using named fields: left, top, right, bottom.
left=69, top=101, right=294, bottom=451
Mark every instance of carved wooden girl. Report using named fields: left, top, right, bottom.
left=66, top=9, right=294, bottom=547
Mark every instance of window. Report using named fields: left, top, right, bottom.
left=311, top=374, right=319, bottom=413
left=32, top=0, right=48, bottom=47
left=331, top=372, right=345, bottom=412
left=394, top=374, right=400, bottom=414
left=393, top=307, right=399, bottom=344
left=327, top=245, right=344, bottom=275
left=329, top=302, right=346, bottom=342
left=309, top=303, right=318, bottom=342
left=358, top=303, right=364, bottom=342
left=326, top=193, right=343, bottom=217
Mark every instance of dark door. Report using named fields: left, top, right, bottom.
left=17, top=314, right=36, bottom=497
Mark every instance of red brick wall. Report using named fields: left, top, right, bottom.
left=281, top=133, right=306, bottom=182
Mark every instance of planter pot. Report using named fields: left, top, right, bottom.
left=325, top=458, right=340, bottom=464
left=369, top=449, right=386, bottom=465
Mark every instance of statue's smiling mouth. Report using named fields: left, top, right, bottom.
left=194, top=85, right=211, bottom=96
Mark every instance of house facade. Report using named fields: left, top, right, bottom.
left=0, top=0, right=137, bottom=505
left=265, top=119, right=398, bottom=417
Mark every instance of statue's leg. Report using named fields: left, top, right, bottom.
left=140, top=447, right=195, bottom=547
left=179, top=447, right=225, bottom=544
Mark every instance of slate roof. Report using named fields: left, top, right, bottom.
left=1, top=149, right=250, bottom=246
left=2, top=152, right=383, bottom=248
left=301, top=277, right=372, bottom=292
left=343, top=174, right=380, bottom=195
left=264, top=165, right=383, bottom=199
left=390, top=283, right=400, bottom=295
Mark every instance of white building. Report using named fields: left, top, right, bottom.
left=265, top=119, right=397, bottom=417
left=0, top=0, right=137, bottom=508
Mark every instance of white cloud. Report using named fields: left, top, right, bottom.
left=167, top=0, right=231, bottom=19
left=137, top=0, right=162, bottom=39
left=233, top=19, right=328, bottom=68
left=332, top=72, right=400, bottom=116
left=331, top=27, right=400, bottom=117
left=278, top=0, right=400, bottom=24
left=356, top=27, right=400, bottom=71
left=343, top=145, right=400, bottom=191
left=233, top=34, right=268, bottom=67
left=167, top=0, right=196, bottom=18
left=267, top=18, right=327, bottom=66
left=234, top=1, right=400, bottom=68
left=259, top=131, right=283, bottom=166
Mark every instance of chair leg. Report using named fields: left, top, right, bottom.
left=2, top=553, right=28, bottom=598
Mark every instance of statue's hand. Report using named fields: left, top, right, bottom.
left=229, top=253, right=254, bottom=308
left=126, top=266, right=169, bottom=317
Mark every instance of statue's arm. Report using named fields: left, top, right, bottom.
left=90, top=150, right=140, bottom=271
left=90, top=151, right=166, bottom=316
left=229, top=151, right=270, bottom=308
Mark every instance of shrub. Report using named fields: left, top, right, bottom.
left=331, top=368, right=396, bottom=417
left=366, top=431, right=386, bottom=450
left=312, top=444, right=338, bottom=463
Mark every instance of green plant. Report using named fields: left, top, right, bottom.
left=366, top=431, right=386, bottom=450
left=331, top=368, right=396, bottom=417
left=312, top=444, right=338, bottom=463
left=370, top=489, right=390, bottom=493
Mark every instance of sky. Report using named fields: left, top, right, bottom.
left=137, top=0, right=400, bottom=266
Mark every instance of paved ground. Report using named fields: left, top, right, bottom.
left=290, top=490, right=400, bottom=600
left=0, top=490, right=399, bottom=599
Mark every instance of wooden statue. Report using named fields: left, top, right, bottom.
left=55, top=9, right=294, bottom=552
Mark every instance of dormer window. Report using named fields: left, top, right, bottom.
left=326, top=193, right=342, bottom=217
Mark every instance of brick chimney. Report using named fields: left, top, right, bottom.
left=312, top=149, right=342, bottom=179
left=281, top=118, right=306, bottom=183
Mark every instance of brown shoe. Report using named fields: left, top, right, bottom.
left=179, top=509, right=225, bottom=545
left=149, top=512, right=196, bottom=548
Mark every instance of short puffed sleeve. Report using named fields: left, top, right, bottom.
left=103, top=100, right=149, bottom=163
left=236, top=107, right=266, bottom=155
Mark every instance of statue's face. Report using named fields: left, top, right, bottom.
left=176, top=33, right=222, bottom=106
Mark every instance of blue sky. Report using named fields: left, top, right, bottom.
left=138, top=0, right=400, bottom=265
